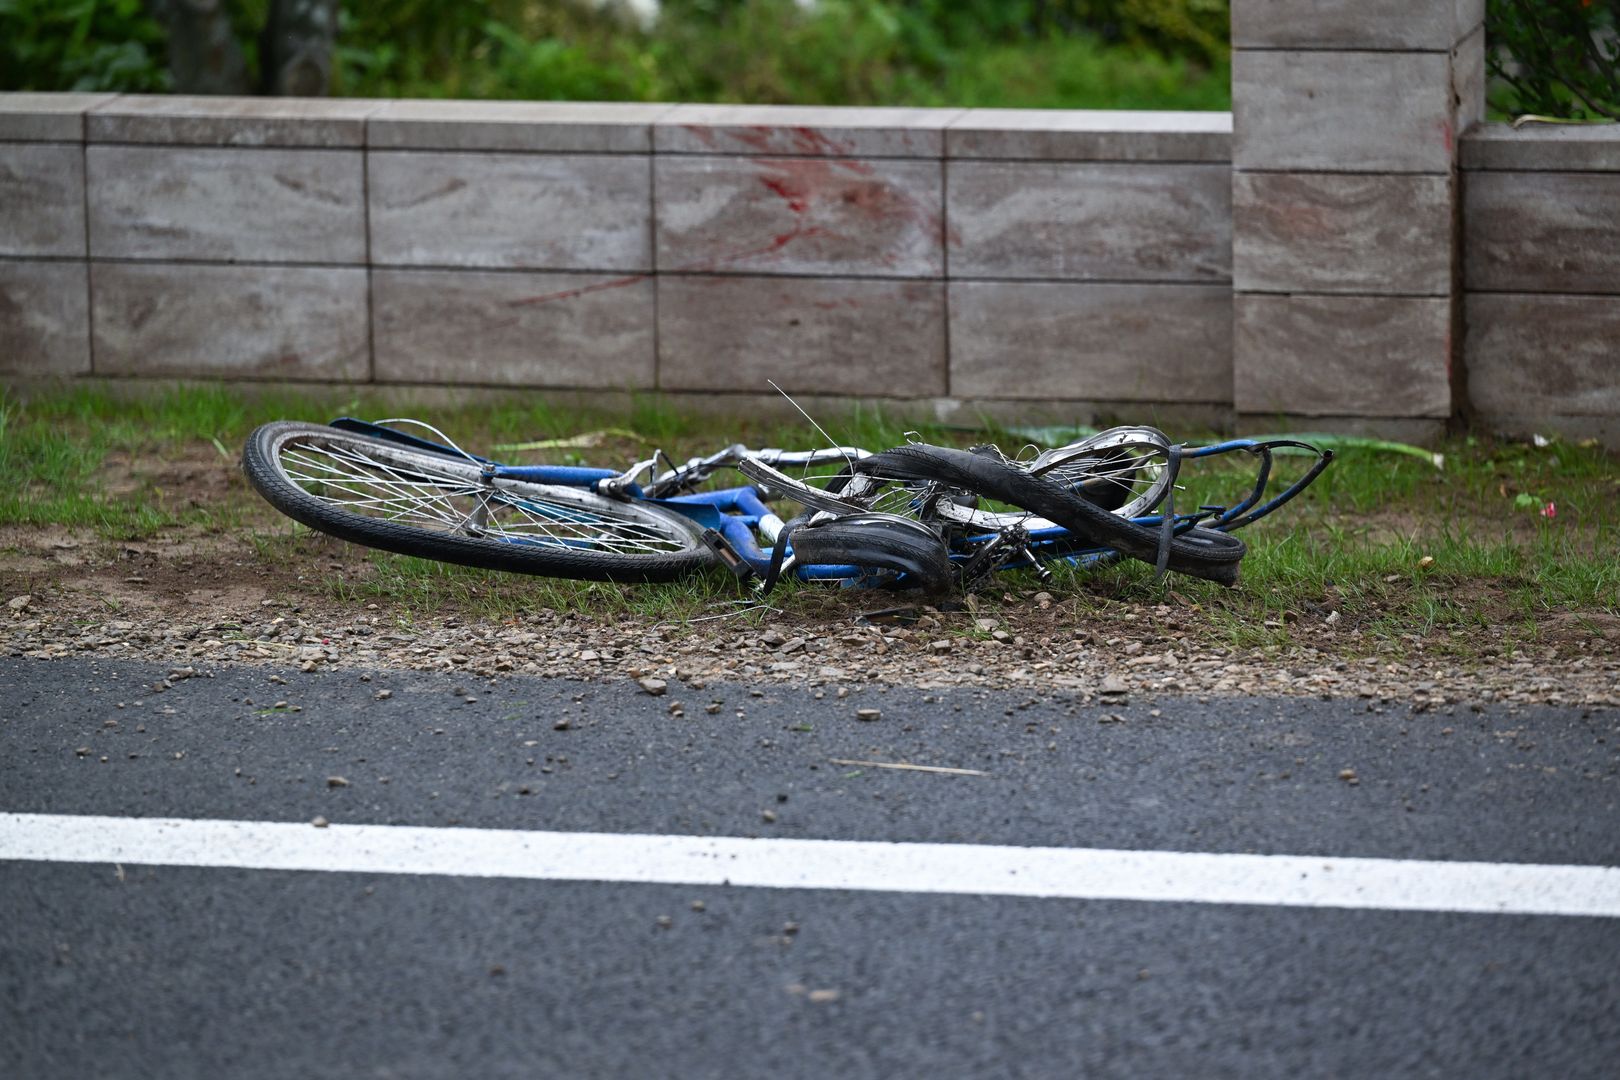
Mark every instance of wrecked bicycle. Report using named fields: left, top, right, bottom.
left=242, top=418, right=1332, bottom=594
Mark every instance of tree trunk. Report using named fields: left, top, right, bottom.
left=260, top=0, right=339, bottom=97
left=153, top=0, right=250, bottom=95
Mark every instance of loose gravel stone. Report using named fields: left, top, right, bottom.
left=3, top=525, right=1616, bottom=711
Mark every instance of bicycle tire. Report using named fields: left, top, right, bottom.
left=243, top=421, right=713, bottom=583
left=854, top=444, right=1245, bottom=585
left=789, top=513, right=954, bottom=594
left=821, top=430, right=1173, bottom=533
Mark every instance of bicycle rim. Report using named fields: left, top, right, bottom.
left=244, top=422, right=710, bottom=581
left=1026, top=426, right=1172, bottom=519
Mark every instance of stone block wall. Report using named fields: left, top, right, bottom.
left=1229, top=0, right=1485, bottom=435
left=0, top=94, right=1233, bottom=422
left=5, top=18, right=1620, bottom=445
left=0, top=93, right=110, bottom=377
left=1461, top=125, right=1620, bottom=442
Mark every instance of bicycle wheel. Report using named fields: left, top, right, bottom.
left=1026, top=426, right=1173, bottom=518
left=854, top=444, right=1245, bottom=585
left=789, top=513, right=954, bottom=594
left=243, top=421, right=712, bottom=583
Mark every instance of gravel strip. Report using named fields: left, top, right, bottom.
left=6, top=591, right=1617, bottom=713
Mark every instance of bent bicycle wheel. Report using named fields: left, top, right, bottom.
left=1026, top=425, right=1173, bottom=518
left=854, top=444, right=1245, bottom=586
left=802, top=431, right=1173, bottom=535
left=243, top=422, right=712, bottom=583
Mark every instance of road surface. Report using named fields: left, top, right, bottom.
left=3, top=656, right=1617, bottom=1078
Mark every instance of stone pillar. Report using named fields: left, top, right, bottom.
left=1230, top=1, right=1485, bottom=438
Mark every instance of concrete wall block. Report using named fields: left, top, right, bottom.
left=92, top=262, right=368, bottom=380
left=655, top=156, right=943, bottom=278
left=0, top=92, right=117, bottom=142
left=1233, top=50, right=1457, bottom=173
left=1466, top=293, right=1620, bottom=416
left=1231, top=0, right=1484, bottom=50
left=1453, top=24, right=1486, bottom=133
left=947, top=161, right=1230, bottom=281
left=657, top=276, right=945, bottom=396
left=949, top=282, right=1231, bottom=402
left=369, top=151, right=652, bottom=271
left=1465, top=171, right=1620, bottom=294
left=1234, top=294, right=1452, bottom=417
left=656, top=104, right=961, bottom=158
left=86, top=94, right=377, bottom=148
left=373, top=269, right=655, bottom=388
left=945, top=109, right=1231, bottom=163
left=86, top=145, right=366, bottom=263
left=0, top=143, right=86, bottom=257
left=1233, top=172, right=1453, bottom=294
left=368, top=99, right=670, bottom=154
left=0, top=260, right=90, bottom=376
left=1462, top=123, right=1620, bottom=172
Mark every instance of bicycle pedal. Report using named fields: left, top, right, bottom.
left=699, top=528, right=756, bottom=582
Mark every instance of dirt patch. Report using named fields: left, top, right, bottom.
left=4, top=523, right=1616, bottom=711
left=98, top=445, right=242, bottom=504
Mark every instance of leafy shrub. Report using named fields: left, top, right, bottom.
left=3, top=0, right=1231, bottom=110
left=664, top=0, right=1230, bottom=67
left=1488, top=0, right=1619, bottom=120
left=338, top=0, right=1229, bottom=109
left=0, top=0, right=170, bottom=91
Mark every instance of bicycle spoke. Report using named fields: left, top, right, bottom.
left=275, top=436, right=690, bottom=555
left=280, top=445, right=477, bottom=529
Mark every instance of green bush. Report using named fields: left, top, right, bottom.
left=0, top=0, right=169, bottom=91
left=1, top=0, right=1231, bottom=110
left=1487, top=0, right=1619, bottom=120
left=336, top=0, right=1229, bottom=109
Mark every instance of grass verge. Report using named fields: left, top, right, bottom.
left=2, top=383, right=1615, bottom=663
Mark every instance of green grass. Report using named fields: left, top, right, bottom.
left=3, top=382, right=1615, bottom=660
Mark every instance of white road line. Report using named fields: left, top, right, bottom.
left=4, top=812, right=1618, bottom=918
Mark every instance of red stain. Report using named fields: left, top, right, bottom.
left=759, top=175, right=809, bottom=214
left=743, top=156, right=956, bottom=262
left=789, top=126, right=855, bottom=158
left=726, top=126, right=776, bottom=153
left=1440, top=119, right=1454, bottom=156
left=682, top=124, right=719, bottom=148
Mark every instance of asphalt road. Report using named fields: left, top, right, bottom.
left=3, top=656, right=1618, bottom=1078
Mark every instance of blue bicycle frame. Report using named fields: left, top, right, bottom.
left=328, top=417, right=864, bottom=583
left=328, top=419, right=1330, bottom=588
